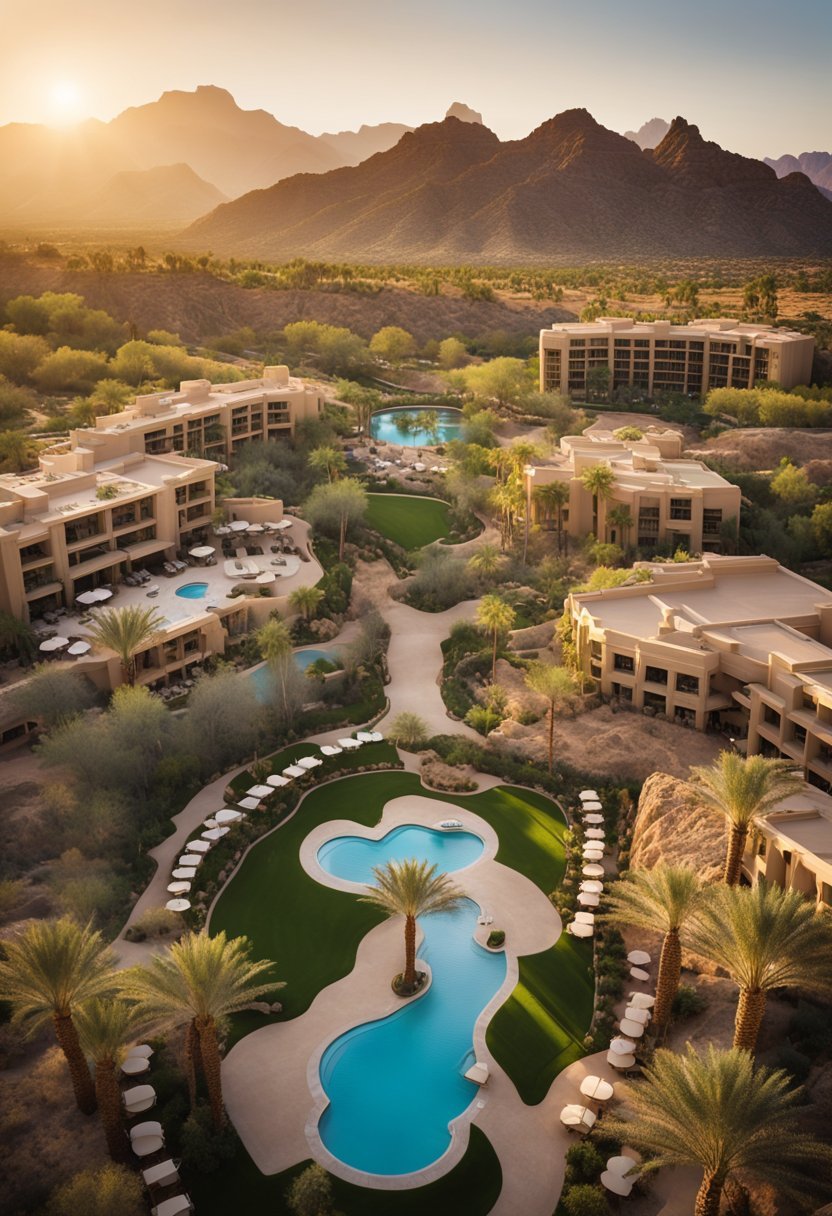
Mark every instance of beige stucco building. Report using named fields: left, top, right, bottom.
left=73, top=365, right=324, bottom=462
left=568, top=555, right=832, bottom=796
left=744, top=786, right=832, bottom=909
left=540, top=317, right=815, bottom=398
left=525, top=429, right=741, bottom=554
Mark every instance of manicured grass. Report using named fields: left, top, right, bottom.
left=189, top=1126, right=501, bottom=1216
left=365, top=492, right=452, bottom=549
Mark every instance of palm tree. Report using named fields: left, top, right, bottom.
left=523, top=661, right=575, bottom=773
left=288, top=585, right=324, bottom=621
left=86, top=605, right=165, bottom=686
left=75, top=998, right=149, bottom=1161
left=257, top=616, right=293, bottom=718
left=690, top=881, right=832, bottom=1052
left=476, top=593, right=516, bottom=682
left=467, top=543, right=504, bottom=581
left=689, top=753, right=803, bottom=885
left=0, top=917, right=118, bottom=1114
left=489, top=480, right=523, bottom=551
left=608, top=504, right=635, bottom=553
left=534, top=481, right=570, bottom=555
left=604, top=864, right=704, bottom=1029
left=308, top=445, right=346, bottom=483
left=122, top=931, right=279, bottom=1129
left=0, top=609, right=37, bottom=664
left=606, top=1044, right=832, bottom=1216
left=580, top=464, right=615, bottom=539
left=361, top=860, right=463, bottom=993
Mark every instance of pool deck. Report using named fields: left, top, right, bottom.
left=220, top=792, right=582, bottom=1210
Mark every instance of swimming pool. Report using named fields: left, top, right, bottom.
left=317, top=824, right=484, bottom=885
left=247, top=649, right=338, bottom=702
left=318, top=898, right=505, bottom=1175
left=370, top=407, right=462, bottom=448
left=175, top=582, right=209, bottom=600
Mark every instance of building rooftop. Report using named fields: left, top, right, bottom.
left=763, top=790, right=832, bottom=862
left=542, top=317, right=811, bottom=345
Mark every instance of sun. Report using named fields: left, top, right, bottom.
left=48, top=80, right=84, bottom=126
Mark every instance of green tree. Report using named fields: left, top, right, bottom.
left=770, top=460, right=816, bottom=507
left=289, top=584, right=325, bottom=621
left=0, top=429, right=36, bottom=472
left=690, top=882, right=832, bottom=1052
left=304, top=477, right=368, bottom=560
left=580, top=464, right=616, bottom=539
left=369, top=326, right=416, bottom=365
left=606, top=1044, right=832, bottom=1216
left=47, top=1164, right=146, bottom=1216
left=285, top=1163, right=335, bottom=1216
left=387, top=711, right=429, bottom=748
left=85, top=604, right=165, bottom=685
left=333, top=379, right=381, bottom=436
left=523, top=661, right=575, bottom=773
left=604, top=864, right=704, bottom=1029
left=0, top=609, right=37, bottom=663
left=362, top=860, right=463, bottom=992
left=811, top=500, right=832, bottom=556
left=33, top=347, right=112, bottom=393
left=257, top=616, right=294, bottom=720
left=122, top=931, right=279, bottom=1129
left=607, top=504, right=635, bottom=552
left=476, top=593, right=516, bottom=682
left=0, top=917, right=117, bottom=1113
left=462, top=357, right=533, bottom=407
left=467, top=542, right=505, bottom=582
left=689, top=752, right=803, bottom=885
left=534, top=480, right=571, bottom=555
left=437, top=336, right=468, bottom=370
left=75, top=998, right=149, bottom=1161
left=307, top=444, right=346, bottom=483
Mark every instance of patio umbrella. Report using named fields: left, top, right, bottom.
left=619, top=1018, right=646, bottom=1039
left=623, top=1007, right=651, bottom=1026
left=172, top=868, right=197, bottom=880
left=607, top=1051, right=636, bottom=1071
left=586, top=828, right=605, bottom=840
left=238, top=797, right=261, bottom=810
left=215, top=809, right=244, bottom=824
left=297, top=756, right=322, bottom=769
left=189, top=545, right=215, bottom=559
left=337, top=737, right=362, bottom=749
left=229, top=520, right=249, bottom=531
left=582, top=847, right=604, bottom=860
left=215, top=526, right=231, bottom=536
left=76, top=590, right=100, bottom=606
left=580, top=880, right=604, bottom=894
left=202, top=819, right=219, bottom=830
left=39, top=636, right=69, bottom=652
left=255, top=571, right=276, bottom=585
left=568, top=921, right=594, bottom=938
left=628, top=993, right=656, bottom=1010
left=246, top=523, right=265, bottom=534
left=610, top=1036, right=637, bottom=1054
left=167, top=881, right=191, bottom=894
left=282, top=765, right=306, bottom=779
left=67, top=640, right=91, bottom=656
left=356, top=732, right=375, bottom=742
left=607, top=1155, right=640, bottom=1177
left=178, top=855, right=203, bottom=866
left=579, top=790, right=599, bottom=801
left=186, top=839, right=212, bottom=853
left=574, top=911, right=595, bottom=925
left=628, top=950, right=652, bottom=966
left=580, top=1076, right=614, bottom=1102
left=559, top=1104, right=595, bottom=1128
left=601, top=1172, right=633, bottom=1197
left=165, top=898, right=191, bottom=912
left=202, top=827, right=230, bottom=841
left=584, top=813, right=604, bottom=825
left=581, top=801, right=603, bottom=812
left=582, top=863, right=605, bottom=878
left=91, top=587, right=112, bottom=602
left=630, top=966, right=651, bottom=982
left=274, top=518, right=293, bottom=530
left=577, top=892, right=599, bottom=907
left=368, top=731, right=384, bottom=742
left=247, top=785, right=273, bottom=798
left=266, top=774, right=290, bottom=787
left=320, top=746, right=342, bottom=757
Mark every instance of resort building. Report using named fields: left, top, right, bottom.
left=539, top=318, right=815, bottom=398
left=525, top=429, right=741, bottom=554
left=567, top=554, right=832, bottom=794
left=743, top=784, right=832, bottom=908
left=71, top=365, right=325, bottom=462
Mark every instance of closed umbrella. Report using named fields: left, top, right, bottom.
left=40, top=636, right=69, bottom=652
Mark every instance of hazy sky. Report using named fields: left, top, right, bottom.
left=1, top=0, right=829, bottom=157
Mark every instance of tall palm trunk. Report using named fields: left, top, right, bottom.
left=404, top=914, right=417, bottom=987
left=185, top=1018, right=201, bottom=1110
left=653, top=928, right=682, bottom=1030
left=695, top=1171, right=725, bottom=1216
left=723, top=824, right=748, bottom=885
left=339, top=513, right=347, bottom=561
left=95, top=1057, right=129, bottom=1162
left=491, top=630, right=499, bottom=683
left=196, top=1016, right=225, bottom=1130
left=54, top=1011, right=97, bottom=1114
left=733, top=987, right=767, bottom=1053
left=546, top=703, right=555, bottom=774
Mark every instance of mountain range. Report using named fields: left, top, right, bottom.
left=180, top=110, right=832, bottom=263
left=764, top=150, right=832, bottom=201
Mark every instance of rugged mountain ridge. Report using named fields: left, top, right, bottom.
left=765, top=149, right=832, bottom=200
left=180, top=109, right=832, bottom=262
left=623, top=116, right=671, bottom=149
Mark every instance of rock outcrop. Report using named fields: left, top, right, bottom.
left=630, top=771, right=724, bottom=881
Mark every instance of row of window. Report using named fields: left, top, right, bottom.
left=611, top=653, right=700, bottom=693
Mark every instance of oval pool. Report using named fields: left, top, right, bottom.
left=318, top=898, right=504, bottom=1175
left=369, top=406, right=462, bottom=447
left=246, top=649, right=338, bottom=703
left=175, top=581, right=209, bottom=599
left=317, top=824, right=483, bottom=885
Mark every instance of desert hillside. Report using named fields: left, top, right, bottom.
left=630, top=771, right=725, bottom=880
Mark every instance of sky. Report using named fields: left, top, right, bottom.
left=0, top=0, right=829, bottom=158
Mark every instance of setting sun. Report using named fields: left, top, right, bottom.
left=48, top=79, right=84, bottom=125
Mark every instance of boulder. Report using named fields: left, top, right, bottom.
left=508, top=620, right=556, bottom=652
left=631, top=772, right=724, bottom=881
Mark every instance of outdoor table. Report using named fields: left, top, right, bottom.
left=580, top=1076, right=614, bottom=1102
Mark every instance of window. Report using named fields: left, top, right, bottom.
left=645, top=666, right=668, bottom=686
left=644, top=691, right=666, bottom=713
left=702, top=508, right=722, bottom=536
left=763, top=704, right=781, bottom=729
left=670, top=498, right=692, bottom=521
left=676, top=673, right=699, bottom=695
left=613, top=653, right=634, bottom=673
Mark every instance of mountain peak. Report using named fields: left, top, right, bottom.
left=624, top=117, right=671, bottom=149
left=653, top=116, right=772, bottom=186
left=445, top=102, right=483, bottom=125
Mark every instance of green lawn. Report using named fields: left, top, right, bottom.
left=365, top=493, right=452, bottom=548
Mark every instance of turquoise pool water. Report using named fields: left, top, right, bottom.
left=318, top=898, right=505, bottom=1175
left=175, top=582, right=209, bottom=599
left=370, top=406, right=462, bottom=447
left=317, top=825, right=484, bottom=885
left=247, top=649, right=337, bottom=702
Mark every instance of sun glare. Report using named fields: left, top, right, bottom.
left=48, top=80, right=84, bottom=125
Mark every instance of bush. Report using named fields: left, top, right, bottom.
left=775, top=1044, right=812, bottom=1082
left=486, top=929, right=505, bottom=948
left=464, top=705, right=503, bottom=735
left=671, top=983, right=708, bottom=1020
left=180, top=1103, right=239, bottom=1173
left=788, top=1000, right=832, bottom=1056
left=130, top=907, right=184, bottom=940
left=285, top=1163, right=336, bottom=1216
left=387, top=712, right=429, bottom=748
left=565, top=1141, right=605, bottom=1185
left=47, top=1165, right=145, bottom=1216
left=562, top=1182, right=610, bottom=1216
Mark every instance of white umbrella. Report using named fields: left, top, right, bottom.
left=580, top=880, right=604, bottom=894
left=559, top=1104, right=595, bottom=1128
left=583, top=863, right=605, bottom=878
left=581, top=801, right=603, bottom=812
left=628, top=993, right=656, bottom=1010
left=167, top=881, right=191, bottom=894
left=630, top=966, right=651, bottom=982
left=90, top=587, right=112, bottom=602
left=172, top=868, right=197, bottom=880
left=368, top=731, right=384, bottom=742
left=619, top=1018, right=646, bottom=1039
left=202, top=827, right=230, bottom=841
left=186, top=839, right=212, bottom=853
left=577, top=892, right=599, bottom=907
left=583, top=849, right=604, bottom=861
left=67, top=640, right=91, bottom=656
left=247, top=785, right=273, bottom=798
left=579, top=790, right=599, bottom=801
left=568, top=921, right=594, bottom=938
left=166, top=898, right=191, bottom=912
left=40, top=636, right=70, bottom=652
left=338, top=737, right=362, bottom=749
left=255, top=572, right=276, bottom=585
left=623, top=1006, right=651, bottom=1025
left=610, top=1036, right=637, bottom=1054
left=297, top=756, right=322, bottom=769
left=178, top=854, right=203, bottom=867
left=628, top=949, right=652, bottom=966
left=76, top=590, right=100, bottom=606
left=202, top=819, right=219, bottom=830
left=586, top=828, right=605, bottom=840
left=266, top=774, right=290, bottom=787
left=320, top=745, right=342, bottom=757
left=215, top=525, right=231, bottom=536
left=574, top=911, right=595, bottom=925
left=215, top=809, right=244, bottom=824
left=601, top=1171, right=634, bottom=1197
left=607, top=1051, right=636, bottom=1071
left=189, top=545, right=216, bottom=559
left=580, top=1076, right=614, bottom=1101
left=282, top=765, right=306, bottom=779
left=607, top=1155, right=640, bottom=1177
left=246, top=523, right=265, bottom=534
left=274, top=518, right=293, bottom=530
left=229, top=520, right=249, bottom=531
left=356, top=732, right=375, bottom=742
left=238, top=797, right=261, bottom=810
left=584, top=813, right=604, bottom=825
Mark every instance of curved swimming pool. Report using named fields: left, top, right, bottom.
left=246, top=649, right=338, bottom=703
left=370, top=406, right=462, bottom=447
left=317, top=824, right=484, bottom=885
left=175, top=581, right=209, bottom=599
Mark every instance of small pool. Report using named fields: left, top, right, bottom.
left=370, top=406, right=462, bottom=447
left=246, top=649, right=338, bottom=703
left=317, top=824, right=484, bottom=885
left=175, top=582, right=209, bottom=600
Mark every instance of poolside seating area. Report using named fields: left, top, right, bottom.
left=117, top=1046, right=193, bottom=1209
left=566, top=790, right=610, bottom=939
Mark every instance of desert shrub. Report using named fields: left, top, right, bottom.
left=10, top=666, right=98, bottom=730
left=180, top=1102, right=239, bottom=1173
left=130, top=907, right=184, bottom=939
left=387, top=712, right=429, bottom=748
left=487, top=929, right=505, bottom=948
left=285, top=1163, right=336, bottom=1216
left=671, top=983, right=708, bottom=1020
left=565, top=1141, right=605, bottom=1185
left=562, top=1182, right=610, bottom=1216
left=0, top=879, right=26, bottom=925
left=464, top=705, right=502, bottom=735
left=47, top=1164, right=145, bottom=1216
left=405, top=549, right=473, bottom=612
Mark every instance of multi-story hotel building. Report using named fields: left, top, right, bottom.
left=742, top=784, right=832, bottom=908
left=0, top=440, right=217, bottom=623
left=72, top=365, right=325, bottom=462
left=540, top=318, right=815, bottom=398
left=568, top=555, right=832, bottom=794
left=525, top=429, right=741, bottom=554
